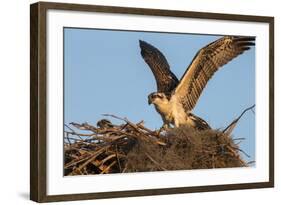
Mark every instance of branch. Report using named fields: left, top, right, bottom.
left=145, top=152, right=167, bottom=171
left=223, top=104, right=255, bottom=134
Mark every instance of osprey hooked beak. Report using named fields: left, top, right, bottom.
left=148, top=93, right=155, bottom=105
left=148, top=94, right=153, bottom=105
left=148, top=92, right=163, bottom=105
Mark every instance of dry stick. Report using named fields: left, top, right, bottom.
left=115, top=145, right=122, bottom=172
left=118, top=129, right=166, bottom=146
left=66, top=133, right=127, bottom=144
left=106, top=151, right=126, bottom=159
left=67, top=124, right=134, bottom=142
left=101, top=161, right=117, bottom=174
left=250, top=109, right=255, bottom=114
left=103, top=114, right=153, bottom=135
left=235, top=140, right=243, bottom=146
left=104, top=134, right=128, bottom=143
left=138, top=124, right=165, bottom=138
left=64, top=123, right=75, bottom=132
left=122, top=164, right=128, bottom=173
left=65, top=154, right=93, bottom=169
left=64, top=124, right=83, bottom=140
left=222, top=104, right=255, bottom=134
left=103, top=114, right=130, bottom=123
left=70, top=122, right=98, bottom=132
left=247, top=160, right=256, bottom=165
left=103, top=114, right=166, bottom=145
left=144, top=152, right=167, bottom=171
left=65, top=131, right=95, bottom=137
left=99, top=154, right=117, bottom=166
left=135, top=121, right=158, bottom=134
left=233, top=137, right=246, bottom=141
left=234, top=147, right=251, bottom=158
left=225, top=145, right=247, bottom=166
left=91, top=159, right=106, bottom=173
left=68, top=125, right=106, bottom=141
left=64, top=136, right=102, bottom=143
left=65, top=133, right=71, bottom=145
left=119, top=123, right=129, bottom=131
left=103, top=114, right=142, bottom=132
left=82, top=167, right=88, bottom=175
left=64, top=147, right=93, bottom=155
left=64, top=136, right=81, bottom=141
left=74, top=145, right=110, bottom=173
left=70, top=168, right=83, bottom=176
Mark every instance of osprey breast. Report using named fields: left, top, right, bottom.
left=170, top=96, right=188, bottom=126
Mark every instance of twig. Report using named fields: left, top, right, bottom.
left=247, top=161, right=256, bottom=165
left=100, top=154, right=116, bottom=166
left=65, top=154, right=92, bottom=169
left=65, top=131, right=95, bottom=137
left=145, top=152, right=167, bottom=171
left=65, top=133, right=71, bottom=145
left=64, top=124, right=83, bottom=140
left=64, top=123, right=75, bottom=132
left=103, top=114, right=143, bottom=133
left=122, top=164, right=128, bottom=173
left=234, top=147, right=251, bottom=158
left=223, top=104, right=255, bottom=134
left=70, top=122, right=98, bottom=133
left=102, top=114, right=127, bottom=122
left=74, top=145, right=110, bottom=173
left=115, top=145, right=122, bottom=172
left=235, top=141, right=243, bottom=145
left=233, top=137, right=246, bottom=141
left=101, top=161, right=117, bottom=174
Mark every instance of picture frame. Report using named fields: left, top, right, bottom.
left=30, top=1, right=274, bottom=202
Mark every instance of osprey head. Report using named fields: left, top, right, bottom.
left=148, top=92, right=169, bottom=105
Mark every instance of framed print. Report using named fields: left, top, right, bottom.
left=30, top=1, right=274, bottom=202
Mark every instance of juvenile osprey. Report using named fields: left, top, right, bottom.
left=139, top=36, right=255, bottom=130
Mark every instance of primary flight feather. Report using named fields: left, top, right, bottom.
left=139, top=36, right=255, bottom=130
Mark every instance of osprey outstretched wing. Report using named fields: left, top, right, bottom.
left=139, top=40, right=179, bottom=94
left=173, top=36, right=255, bottom=111
left=139, top=36, right=255, bottom=129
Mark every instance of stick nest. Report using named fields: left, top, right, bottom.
left=64, top=114, right=250, bottom=176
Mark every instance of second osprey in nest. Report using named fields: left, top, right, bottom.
left=139, top=36, right=255, bottom=130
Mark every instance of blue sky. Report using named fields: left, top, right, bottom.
left=64, top=28, right=255, bottom=162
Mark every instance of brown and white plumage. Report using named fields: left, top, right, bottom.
left=140, top=36, right=255, bottom=130
left=174, top=36, right=255, bottom=111
left=139, top=40, right=179, bottom=95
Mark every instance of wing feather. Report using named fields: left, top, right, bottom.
left=139, top=40, right=179, bottom=94
left=173, top=36, right=255, bottom=111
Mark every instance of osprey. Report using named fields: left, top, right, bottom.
left=139, top=36, right=255, bottom=130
